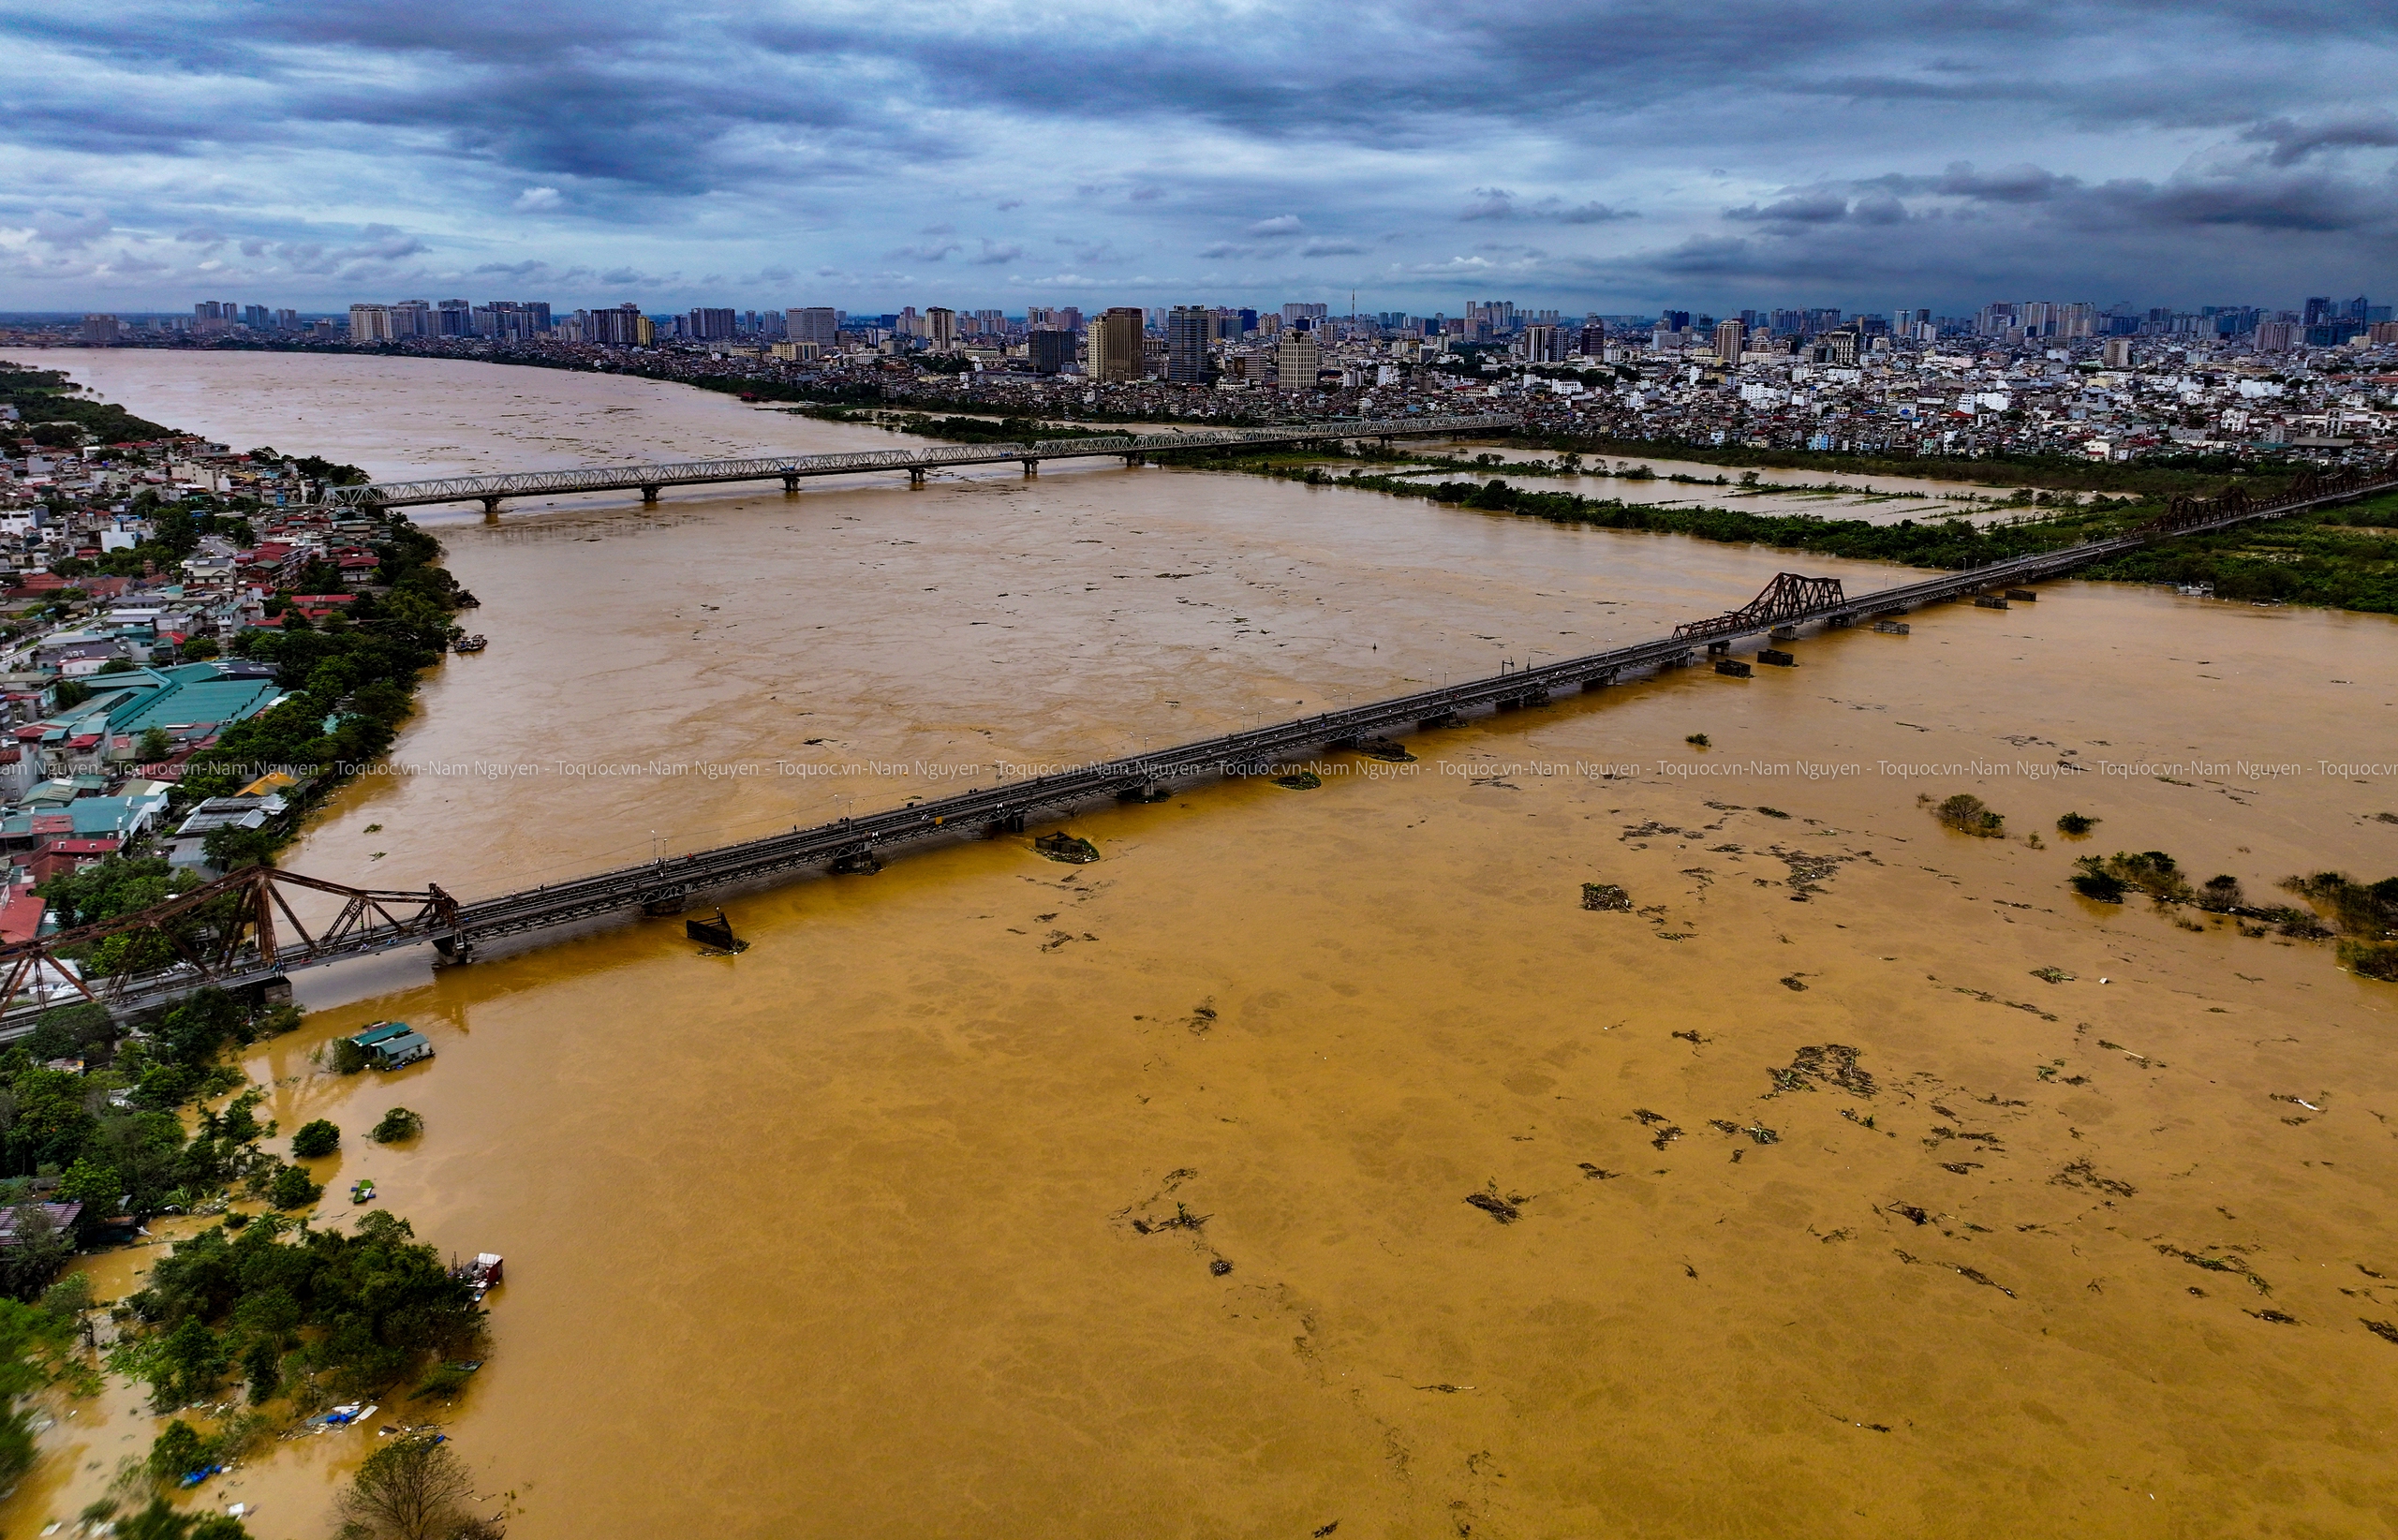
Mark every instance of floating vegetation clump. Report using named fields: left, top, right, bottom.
left=2070, top=850, right=2187, bottom=905
left=1033, top=831, right=1100, bottom=864
left=1354, top=737, right=1415, bottom=763
left=1768, top=1044, right=1877, bottom=1098
left=2056, top=811, right=2098, bottom=836
left=1580, top=882, right=1633, bottom=911
left=1273, top=770, right=1324, bottom=790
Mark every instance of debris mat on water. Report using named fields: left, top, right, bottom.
left=1033, top=831, right=1100, bottom=864
left=1580, top=882, right=1633, bottom=911
left=1768, top=1044, right=1878, bottom=1098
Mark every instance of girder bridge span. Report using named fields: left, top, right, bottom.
left=329, top=412, right=1520, bottom=514
left=7, top=460, right=2391, bottom=1034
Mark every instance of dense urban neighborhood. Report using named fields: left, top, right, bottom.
left=0, top=365, right=464, bottom=969
left=12, top=294, right=2398, bottom=466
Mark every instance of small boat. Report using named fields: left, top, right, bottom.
left=351, top=1179, right=376, bottom=1204
left=452, top=634, right=488, bottom=653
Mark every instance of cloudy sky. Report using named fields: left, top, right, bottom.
left=6, top=0, right=2395, bottom=318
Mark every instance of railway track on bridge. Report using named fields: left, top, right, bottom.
left=6, top=462, right=2389, bottom=1031
left=329, top=412, right=1520, bottom=513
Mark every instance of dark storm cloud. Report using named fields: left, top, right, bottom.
left=4, top=0, right=2395, bottom=308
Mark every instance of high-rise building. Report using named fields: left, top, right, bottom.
left=1713, top=318, right=1745, bottom=363
left=1281, top=302, right=1328, bottom=327
left=389, top=300, right=433, bottom=338
left=586, top=304, right=644, bottom=346
left=1577, top=324, right=1606, bottom=358
left=2101, top=339, right=2136, bottom=368
left=925, top=307, right=956, bottom=348
left=348, top=304, right=393, bottom=342
left=2255, top=319, right=2297, bottom=352
left=1165, top=305, right=1209, bottom=383
left=689, top=308, right=736, bottom=341
left=1274, top=323, right=1322, bottom=391
left=1088, top=307, right=1146, bottom=382
left=436, top=299, right=473, bottom=336
left=1522, top=324, right=1562, bottom=363
left=1029, top=330, right=1075, bottom=375
left=80, top=315, right=119, bottom=346
left=2302, top=297, right=2333, bottom=326
left=788, top=307, right=839, bottom=348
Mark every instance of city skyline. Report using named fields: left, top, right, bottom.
left=4, top=1, right=2395, bottom=314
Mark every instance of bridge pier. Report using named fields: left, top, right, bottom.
left=1021, top=459, right=1038, bottom=477
left=782, top=475, right=801, bottom=495
left=908, top=467, right=926, bottom=485
left=481, top=496, right=502, bottom=520
left=641, top=484, right=660, bottom=504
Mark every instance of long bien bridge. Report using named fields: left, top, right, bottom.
left=5, top=461, right=2391, bottom=1033
left=328, top=412, right=1519, bottom=514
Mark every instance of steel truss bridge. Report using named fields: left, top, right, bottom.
left=327, top=413, right=1521, bottom=514
left=7, top=460, right=2391, bottom=1033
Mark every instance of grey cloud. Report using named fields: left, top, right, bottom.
left=886, top=241, right=961, bottom=261
left=2241, top=110, right=2398, bottom=167
left=29, top=209, right=111, bottom=247
left=1459, top=188, right=1515, bottom=221
left=1246, top=215, right=1302, bottom=236
left=970, top=240, right=1023, bottom=264
left=1725, top=191, right=1853, bottom=224
left=1299, top=239, right=1365, bottom=257
left=175, top=226, right=226, bottom=244
left=1554, top=201, right=1636, bottom=224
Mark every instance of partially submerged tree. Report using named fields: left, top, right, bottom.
left=335, top=1433, right=493, bottom=1540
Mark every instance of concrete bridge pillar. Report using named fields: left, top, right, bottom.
left=782, top=475, right=801, bottom=495
left=481, top=496, right=502, bottom=520
left=1021, top=459, right=1038, bottom=477
left=641, top=484, right=660, bottom=504
left=908, top=467, right=926, bottom=485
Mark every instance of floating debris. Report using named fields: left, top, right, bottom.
left=1032, top=832, right=1100, bottom=864
left=2030, top=967, right=2076, bottom=984
left=2050, top=1159, right=2136, bottom=1197
left=1577, top=1163, right=1622, bottom=1179
left=1354, top=737, right=1415, bottom=763
left=1768, top=1044, right=1877, bottom=1098
left=1580, top=882, right=1633, bottom=911
left=830, top=851, right=884, bottom=876
left=2246, top=1309, right=2300, bottom=1325
left=2362, top=1319, right=2398, bottom=1345
left=1779, top=975, right=1808, bottom=992
left=1273, top=770, right=1324, bottom=790
left=1957, top=1266, right=2016, bottom=1298
left=1464, top=1191, right=1522, bottom=1223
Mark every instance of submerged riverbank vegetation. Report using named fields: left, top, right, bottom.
left=1171, top=447, right=2398, bottom=615
left=2066, top=851, right=2398, bottom=979
left=0, top=987, right=490, bottom=1518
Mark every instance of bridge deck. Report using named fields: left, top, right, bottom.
left=10, top=467, right=2390, bottom=1030
left=331, top=413, right=1519, bottom=511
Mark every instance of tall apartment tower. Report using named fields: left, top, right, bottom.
left=1275, top=322, right=1322, bottom=390
left=1088, top=307, right=1147, bottom=382
left=1029, top=330, right=1075, bottom=375
left=689, top=308, right=736, bottom=341
left=1521, top=324, right=1561, bottom=363
left=789, top=307, right=839, bottom=348
left=81, top=315, right=119, bottom=346
left=1165, top=306, right=1210, bottom=383
left=925, top=307, right=956, bottom=348
left=1714, top=318, right=1745, bottom=363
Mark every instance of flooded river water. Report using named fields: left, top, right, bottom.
left=9, top=351, right=2398, bottom=1538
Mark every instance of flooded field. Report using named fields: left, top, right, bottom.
left=8, top=352, right=2395, bottom=1539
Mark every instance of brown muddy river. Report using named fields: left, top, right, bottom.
left=11, top=351, right=2398, bottom=1538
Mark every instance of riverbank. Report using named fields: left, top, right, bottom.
left=1184, top=454, right=2398, bottom=615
